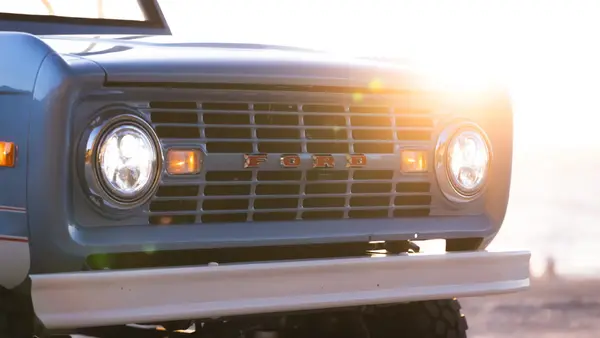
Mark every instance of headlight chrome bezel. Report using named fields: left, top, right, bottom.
left=82, top=111, right=163, bottom=212
left=435, top=121, right=492, bottom=203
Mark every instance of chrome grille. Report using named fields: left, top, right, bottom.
left=147, top=100, right=434, bottom=225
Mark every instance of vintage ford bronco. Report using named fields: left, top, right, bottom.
left=0, top=1, right=530, bottom=337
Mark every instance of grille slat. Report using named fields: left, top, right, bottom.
left=153, top=191, right=430, bottom=201
left=149, top=169, right=432, bottom=223
left=148, top=99, right=434, bottom=224
left=153, top=123, right=432, bottom=131
left=177, top=138, right=425, bottom=144
left=149, top=204, right=432, bottom=216
left=149, top=107, right=428, bottom=118
left=150, top=102, right=434, bottom=153
left=158, top=179, right=400, bottom=186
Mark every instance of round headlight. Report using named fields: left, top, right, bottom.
left=97, top=125, right=158, bottom=201
left=435, top=122, right=491, bottom=203
left=447, top=130, right=489, bottom=195
left=83, top=113, right=162, bottom=210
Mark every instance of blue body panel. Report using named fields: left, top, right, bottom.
left=39, top=35, right=421, bottom=89
left=28, top=51, right=106, bottom=273
left=0, top=33, right=513, bottom=275
left=0, top=33, right=54, bottom=241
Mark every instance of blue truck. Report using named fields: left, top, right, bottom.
left=0, top=1, right=530, bottom=337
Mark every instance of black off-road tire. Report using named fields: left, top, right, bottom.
left=366, top=298, right=468, bottom=338
left=0, top=279, right=41, bottom=338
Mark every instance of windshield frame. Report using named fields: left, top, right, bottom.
left=0, top=0, right=170, bottom=35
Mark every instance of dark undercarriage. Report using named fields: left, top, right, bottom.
left=83, top=238, right=482, bottom=271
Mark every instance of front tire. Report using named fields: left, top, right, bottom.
left=367, top=299, right=468, bottom=338
left=0, top=282, right=36, bottom=338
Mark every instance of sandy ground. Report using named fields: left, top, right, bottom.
left=462, top=277, right=600, bottom=338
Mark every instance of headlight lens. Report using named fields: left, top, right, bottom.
left=447, top=130, right=490, bottom=195
left=435, top=121, right=491, bottom=203
left=98, top=125, right=158, bottom=200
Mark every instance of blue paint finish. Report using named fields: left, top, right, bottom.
left=0, top=91, right=33, bottom=209
left=27, top=52, right=106, bottom=273
left=0, top=212, right=28, bottom=239
left=68, top=215, right=493, bottom=253
left=40, top=36, right=419, bottom=89
left=0, top=33, right=54, bottom=243
left=0, top=33, right=52, bottom=92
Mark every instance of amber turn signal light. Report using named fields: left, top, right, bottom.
left=167, top=149, right=202, bottom=175
left=0, top=142, right=15, bottom=167
left=401, top=150, right=427, bottom=173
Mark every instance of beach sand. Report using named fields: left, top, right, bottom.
left=462, top=277, right=600, bottom=338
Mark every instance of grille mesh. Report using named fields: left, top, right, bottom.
left=147, top=100, right=434, bottom=225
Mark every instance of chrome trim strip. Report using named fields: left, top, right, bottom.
left=0, top=205, right=26, bottom=214
left=0, top=235, right=28, bottom=243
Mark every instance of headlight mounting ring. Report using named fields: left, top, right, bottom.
left=81, top=110, right=163, bottom=212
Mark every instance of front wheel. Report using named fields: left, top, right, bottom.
left=366, top=299, right=468, bottom=338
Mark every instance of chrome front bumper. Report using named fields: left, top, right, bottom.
left=31, top=250, right=530, bottom=330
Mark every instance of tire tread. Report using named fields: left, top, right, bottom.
left=366, top=298, right=468, bottom=338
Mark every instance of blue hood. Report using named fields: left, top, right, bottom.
left=41, top=35, right=422, bottom=90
